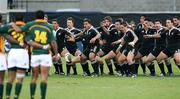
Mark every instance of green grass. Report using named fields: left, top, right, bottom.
left=3, top=59, right=180, bottom=99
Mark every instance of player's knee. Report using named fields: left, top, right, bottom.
left=16, top=73, right=25, bottom=83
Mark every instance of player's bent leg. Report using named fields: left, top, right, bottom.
left=157, top=61, right=166, bottom=76
left=40, top=66, right=50, bottom=99
left=30, top=66, right=39, bottom=99
left=144, top=53, right=156, bottom=64
left=89, top=52, right=99, bottom=77
left=164, top=58, right=173, bottom=76
left=118, top=54, right=129, bottom=76
left=0, top=71, right=5, bottom=99
left=14, top=69, right=26, bottom=99
left=174, top=52, right=180, bottom=69
left=118, top=53, right=127, bottom=64
left=134, top=51, right=143, bottom=60
left=127, top=51, right=136, bottom=77
left=6, top=68, right=16, bottom=99
left=105, top=51, right=116, bottom=62
left=156, top=52, right=168, bottom=63
left=105, top=51, right=116, bottom=75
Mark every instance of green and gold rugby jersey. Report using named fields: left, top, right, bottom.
left=24, top=19, right=55, bottom=55
left=1, top=21, right=26, bottom=49
left=0, top=24, right=6, bottom=53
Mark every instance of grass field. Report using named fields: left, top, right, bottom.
left=3, top=59, right=180, bottom=99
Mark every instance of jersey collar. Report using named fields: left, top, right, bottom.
left=35, top=19, right=47, bottom=23
left=55, top=27, right=63, bottom=32
left=66, top=27, right=75, bottom=32
left=15, top=21, right=25, bottom=25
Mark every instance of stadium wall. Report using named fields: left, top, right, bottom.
left=9, top=12, right=180, bottom=28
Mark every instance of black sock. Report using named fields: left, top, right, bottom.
left=99, top=64, right=104, bottom=74
left=124, top=63, right=130, bottom=76
left=0, top=84, right=3, bottom=99
left=134, top=63, right=139, bottom=74
left=166, top=63, right=173, bottom=73
left=81, top=62, right=86, bottom=72
left=130, top=64, right=136, bottom=75
left=30, top=83, right=36, bottom=99
left=114, top=62, right=119, bottom=72
left=72, top=66, right=77, bottom=75
left=118, top=64, right=124, bottom=75
left=141, top=63, right=146, bottom=73
left=66, top=62, right=71, bottom=75
left=81, top=62, right=90, bottom=75
left=127, top=64, right=131, bottom=75
left=6, top=83, right=12, bottom=99
left=91, top=60, right=99, bottom=75
left=177, top=64, right=180, bottom=69
left=14, top=83, right=22, bottom=99
left=53, top=63, right=59, bottom=73
left=158, top=62, right=165, bottom=75
left=40, top=82, right=47, bottom=99
left=107, top=62, right=114, bottom=74
left=57, top=62, right=64, bottom=73
left=147, top=63, right=155, bottom=75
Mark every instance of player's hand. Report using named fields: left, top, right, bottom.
left=143, top=35, right=149, bottom=38
left=9, top=22, right=15, bottom=26
left=111, top=40, right=121, bottom=45
left=111, top=41, right=118, bottom=45
left=53, top=54, right=61, bottom=62
left=42, top=44, right=50, bottom=50
left=128, top=42, right=135, bottom=47
left=66, top=35, right=75, bottom=42
left=115, top=44, right=123, bottom=53
left=99, top=40, right=103, bottom=45
left=90, top=38, right=96, bottom=43
left=19, top=42, right=27, bottom=48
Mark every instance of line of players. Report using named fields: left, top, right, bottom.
left=0, top=11, right=180, bottom=99
left=52, top=15, right=180, bottom=78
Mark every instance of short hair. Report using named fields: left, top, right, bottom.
left=52, top=19, right=58, bottom=22
left=144, top=18, right=151, bottom=22
left=15, top=14, right=24, bottom=21
left=83, top=18, right=91, bottom=24
left=140, top=15, right=146, bottom=19
left=154, top=19, right=162, bottom=23
left=67, top=17, right=75, bottom=24
left=120, top=21, right=127, bottom=27
left=35, top=10, right=45, bottom=19
left=104, top=16, right=112, bottom=22
left=173, top=16, right=179, bottom=20
left=0, top=14, right=2, bottom=22
left=166, top=18, right=173, bottom=23
left=52, top=19, right=59, bottom=24
left=115, top=18, right=124, bottom=23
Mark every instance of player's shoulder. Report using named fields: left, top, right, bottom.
left=172, top=27, right=180, bottom=33
left=73, top=28, right=82, bottom=32
left=110, top=28, right=117, bottom=33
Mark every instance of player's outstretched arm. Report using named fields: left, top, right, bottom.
left=11, top=22, right=22, bottom=32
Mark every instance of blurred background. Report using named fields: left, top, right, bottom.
left=0, top=0, right=179, bottom=27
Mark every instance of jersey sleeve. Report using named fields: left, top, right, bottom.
left=48, top=26, right=56, bottom=42
left=25, top=32, right=33, bottom=42
left=0, top=24, right=10, bottom=35
left=174, top=29, right=180, bottom=35
left=21, top=22, right=32, bottom=32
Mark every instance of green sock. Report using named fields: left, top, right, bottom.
left=14, top=83, right=22, bottom=99
left=30, top=83, right=36, bottom=99
left=0, top=84, right=3, bottom=99
left=6, top=83, right=12, bottom=99
left=40, top=82, right=47, bottom=99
